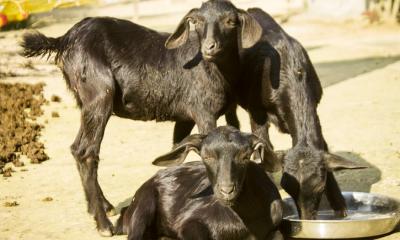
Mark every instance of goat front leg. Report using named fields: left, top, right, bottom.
left=195, top=113, right=217, bottom=135
left=249, top=110, right=281, bottom=172
left=325, top=172, right=347, bottom=218
left=269, top=230, right=284, bottom=240
left=70, top=94, right=114, bottom=236
left=224, top=104, right=240, bottom=130
left=173, top=106, right=238, bottom=147
left=173, top=120, right=195, bottom=146
left=178, top=220, right=211, bottom=240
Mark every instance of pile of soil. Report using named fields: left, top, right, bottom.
left=0, top=83, right=49, bottom=176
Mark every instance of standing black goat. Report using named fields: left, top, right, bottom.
left=20, top=0, right=263, bottom=235
left=115, top=126, right=283, bottom=240
left=174, top=8, right=366, bottom=220
left=240, top=8, right=367, bottom=220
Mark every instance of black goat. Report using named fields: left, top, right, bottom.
left=20, top=0, right=263, bottom=235
left=240, top=8, right=367, bottom=220
left=174, top=8, right=366, bottom=220
left=115, top=126, right=283, bottom=240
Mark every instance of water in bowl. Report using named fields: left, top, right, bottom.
left=285, top=210, right=394, bottom=221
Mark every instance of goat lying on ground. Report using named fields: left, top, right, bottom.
left=20, top=0, right=263, bottom=235
left=174, top=7, right=367, bottom=220
left=115, top=126, right=283, bottom=240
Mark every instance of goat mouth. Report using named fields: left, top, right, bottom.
left=217, top=192, right=238, bottom=205
left=202, top=50, right=222, bottom=61
left=202, top=53, right=217, bottom=61
left=219, top=198, right=237, bottom=207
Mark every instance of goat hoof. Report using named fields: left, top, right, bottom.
left=106, top=208, right=117, bottom=217
left=98, top=228, right=113, bottom=237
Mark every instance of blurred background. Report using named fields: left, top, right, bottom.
left=1, top=1, right=399, bottom=240
left=1, top=0, right=399, bottom=30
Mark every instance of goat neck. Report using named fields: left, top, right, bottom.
left=203, top=46, right=241, bottom=86
left=228, top=165, right=265, bottom=218
left=283, top=73, right=326, bottom=151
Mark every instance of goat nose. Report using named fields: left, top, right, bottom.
left=220, top=184, right=235, bottom=195
left=207, top=42, right=216, bottom=50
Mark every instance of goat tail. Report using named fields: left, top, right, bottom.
left=20, top=31, right=61, bottom=59
left=113, top=206, right=129, bottom=235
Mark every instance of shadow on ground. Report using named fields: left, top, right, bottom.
left=116, top=197, right=133, bottom=214
left=315, top=55, right=400, bottom=87
left=333, top=151, right=381, bottom=193
left=305, top=45, right=325, bottom=52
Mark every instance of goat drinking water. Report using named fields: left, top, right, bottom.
left=240, top=8, right=367, bottom=220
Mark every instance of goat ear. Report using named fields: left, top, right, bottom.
left=324, top=153, right=368, bottom=171
left=249, top=134, right=265, bottom=160
left=238, top=9, right=262, bottom=48
left=152, top=134, right=205, bottom=167
left=249, top=135, right=282, bottom=172
left=165, top=8, right=198, bottom=49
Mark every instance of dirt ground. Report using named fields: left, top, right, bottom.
left=0, top=82, right=49, bottom=176
left=0, top=7, right=400, bottom=240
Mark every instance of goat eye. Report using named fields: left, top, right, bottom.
left=189, top=18, right=197, bottom=25
left=226, top=19, right=237, bottom=27
left=193, top=18, right=204, bottom=26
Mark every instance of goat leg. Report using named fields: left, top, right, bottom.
left=195, top=114, right=217, bottom=134
left=173, top=120, right=195, bottom=146
left=325, top=172, right=347, bottom=217
left=178, top=220, right=211, bottom=240
left=70, top=93, right=114, bottom=236
left=224, top=104, right=240, bottom=129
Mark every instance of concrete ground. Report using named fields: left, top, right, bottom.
left=0, top=6, right=400, bottom=240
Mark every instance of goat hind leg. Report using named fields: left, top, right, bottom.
left=71, top=125, right=114, bottom=217
left=71, top=94, right=114, bottom=236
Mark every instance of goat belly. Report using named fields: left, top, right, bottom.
left=114, top=88, right=177, bottom=121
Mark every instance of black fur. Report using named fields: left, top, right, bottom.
left=20, top=31, right=59, bottom=59
left=173, top=8, right=366, bottom=220
left=241, top=8, right=365, bottom=220
left=116, top=126, right=283, bottom=240
left=20, top=0, right=263, bottom=235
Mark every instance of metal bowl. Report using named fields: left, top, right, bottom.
left=281, top=192, right=400, bottom=239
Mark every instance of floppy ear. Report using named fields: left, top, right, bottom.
left=165, top=8, right=199, bottom=49
left=324, top=153, right=368, bottom=171
left=152, top=134, right=205, bottom=167
left=238, top=9, right=262, bottom=48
